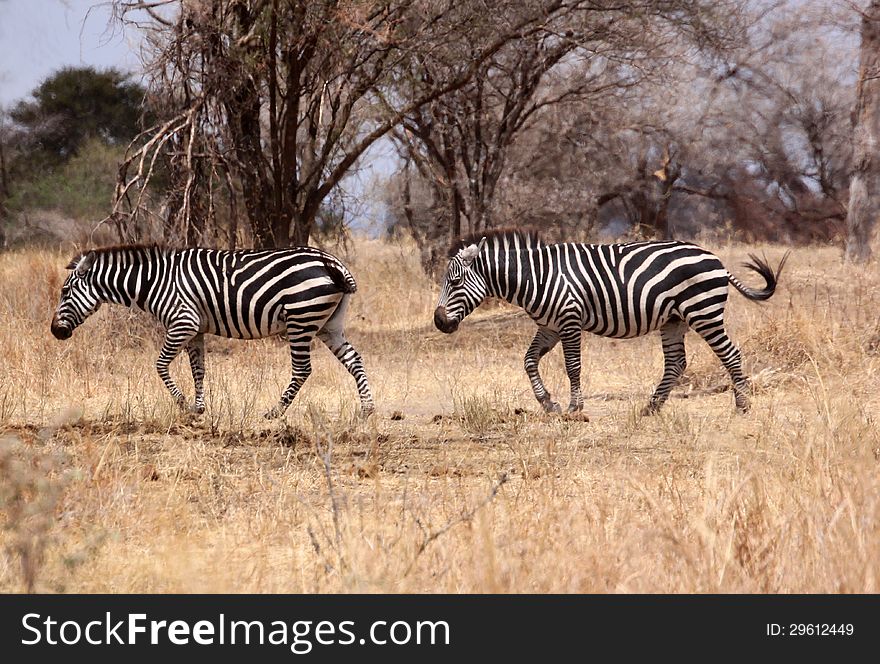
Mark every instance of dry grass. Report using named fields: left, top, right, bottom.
left=0, top=237, right=878, bottom=593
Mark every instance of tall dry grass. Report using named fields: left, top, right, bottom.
left=0, top=238, right=877, bottom=592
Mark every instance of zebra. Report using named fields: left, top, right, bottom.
left=51, top=245, right=374, bottom=419
left=433, top=228, right=787, bottom=415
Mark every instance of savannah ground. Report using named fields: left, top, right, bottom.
left=0, top=237, right=878, bottom=593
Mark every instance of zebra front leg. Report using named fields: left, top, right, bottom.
left=560, top=327, right=584, bottom=413
left=642, top=319, right=688, bottom=415
left=265, top=323, right=315, bottom=420
left=186, top=334, right=206, bottom=414
left=524, top=327, right=560, bottom=412
left=156, top=323, right=198, bottom=410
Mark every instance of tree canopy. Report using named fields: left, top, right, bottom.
left=10, top=66, right=146, bottom=164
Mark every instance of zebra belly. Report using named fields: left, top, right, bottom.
left=201, top=305, right=287, bottom=339
left=579, top=295, right=677, bottom=339
left=583, top=315, right=672, bottom=339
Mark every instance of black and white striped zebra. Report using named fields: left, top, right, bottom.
left=51, top=245, right=374, bottom=418
left=433, top=228, right=787, bottom=414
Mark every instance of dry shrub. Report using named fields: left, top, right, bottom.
left=454, top=394, right=511, bottom=438
left=654, top=394, right=879, bottom=593
left=0, top=434, right=70, bottom=592
left=741, top=315, right=812, bottom=374
left=4, top=211, right=118, bottom=250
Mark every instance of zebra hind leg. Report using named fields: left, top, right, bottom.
left=523, top=327, right=560, bottom=412
left=317, top=295, right=374, bottom=417
left=317, top=330, right=374, bottom=417
left=691, top=320, right=750, bottom=413
left=642, top=319, right=688, bottom=416
left=264, top=311, right=324, bottom=420
left=185, top=334, right=206, bottom=414
left=560, top=327, right=584, bottom=413
left=156, top=322, right=199, bottom=410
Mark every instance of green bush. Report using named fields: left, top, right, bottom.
left=5, top=138, right=121, bottom=220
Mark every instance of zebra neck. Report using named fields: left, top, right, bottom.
left=92, top=247, right=174, bottom=313
left=476, top=247, right=539, bottom=309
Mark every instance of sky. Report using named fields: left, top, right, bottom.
left=0, top=0, right=142, bottom=106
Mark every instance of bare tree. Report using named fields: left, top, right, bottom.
left=544, top=0, right=854, bottom=244
left=391, top=17, right=627, bottom=241
left=387, top=0, right=749, bottom=262
left=846, top=0, right=880, bottom=261
left=0, top=110, right=9, bottom=204
left=110, top=0, right=584, bottom=247
left=0, top=108, right=13, bottom=248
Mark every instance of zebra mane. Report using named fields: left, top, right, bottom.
left=447, top=227, right=543, bottom=258
left=65, top=244, right=165, bottom=270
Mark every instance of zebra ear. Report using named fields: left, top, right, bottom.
left=74, top=251, right=96, bottom=276
left=460, top=237, right=487, bottom=266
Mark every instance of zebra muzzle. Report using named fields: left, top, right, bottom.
left=50, top=318, right=72, bottom=340
left=433, top=307, right=459, bottom=334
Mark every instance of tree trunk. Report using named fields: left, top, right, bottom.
left=446, top=171, right=463, bottom=241
left=0, top=137, right=8, bottom=201
left=224, top=2, right=280, bottom=250
left=652, top=157, right=680, bottom=240
left=289, top=214, right=312, bottom=246
left=846, top=1, right=880, bottom=262
left=0, top=137, right=8, bottom=247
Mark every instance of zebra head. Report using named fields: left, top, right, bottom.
left=434, top=238, right=488, bottom=334
left=51, top=251, right=101, bottom=340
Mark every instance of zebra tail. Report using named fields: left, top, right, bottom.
left=728, top=251, right=790, bottom=301
left=323, top=257, right=358, bottom=294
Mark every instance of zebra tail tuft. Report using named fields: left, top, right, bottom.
left=323, top=257, right=358, bottom=294
left=729, top=251, right=790, bottom=301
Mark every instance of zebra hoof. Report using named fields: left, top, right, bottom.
left=640, top=404, right=660, bottom=416
left=542, top=400, right=562, bottom=414
left=566, top=403, right=583, bottom=413
left=190, top=404, right=205, bottom=415
left=263, top=407, right=283, bottom=420
left=359, top=404, right=376, bottom=418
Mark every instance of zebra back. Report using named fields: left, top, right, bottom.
left=448, top=227, right=543, bottom=258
